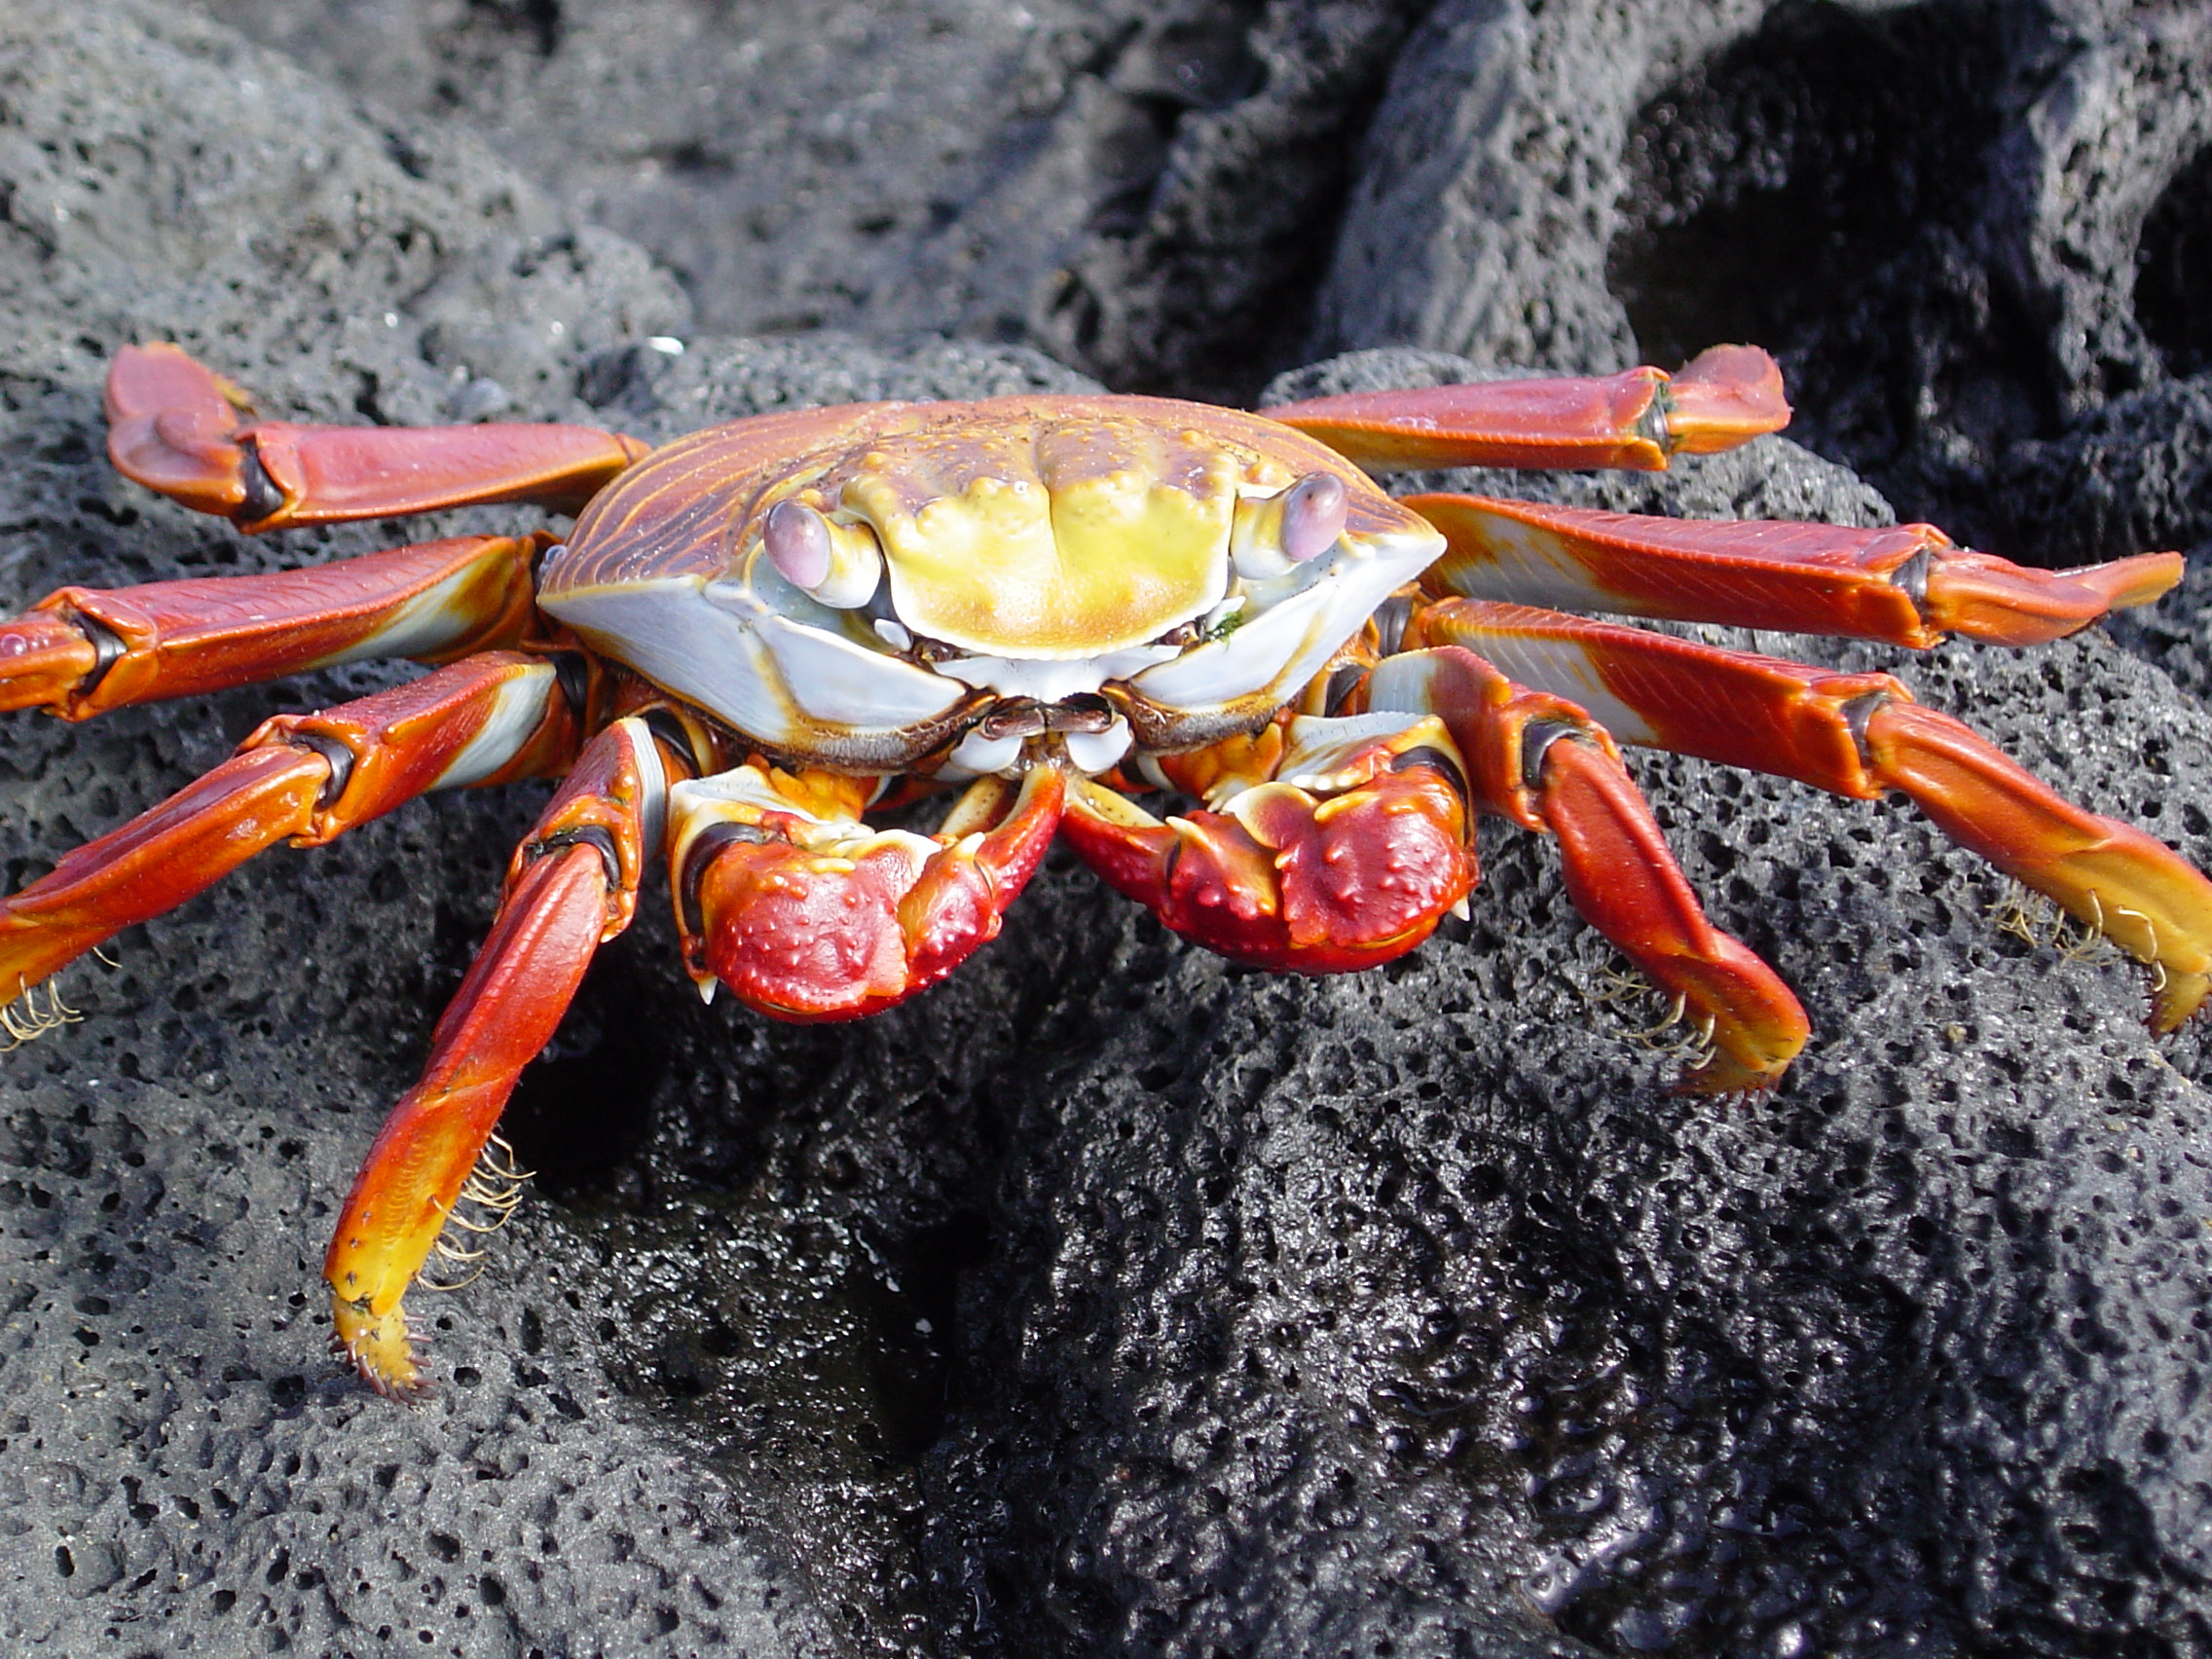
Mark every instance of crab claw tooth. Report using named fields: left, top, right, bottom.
left=673, top=765, right=1063, bottom=1020
left=1063, top=717, right=1476, bottom=973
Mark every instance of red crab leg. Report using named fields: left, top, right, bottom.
left=1061, top=715, right=1477, bottom=976
left=1411, top=600, right=2212, bottom=1031
left=106, top=343, right=648, bottom=530
left=0, top=534, right=549, bottom=718
left=671, top=761, right=1065, bottom=1019
left=0, top=652, right=576, bottom=1010
left=1407, top=495, right=2182, bottom=648
left=326, top=716, right=681, bottom=1396
left=1364, top=646, right=1808, bottom=1092
left=1265, top=346, right=1788, bottom=472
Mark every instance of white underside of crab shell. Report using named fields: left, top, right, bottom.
left=537, top=396, right=1446, bottom=776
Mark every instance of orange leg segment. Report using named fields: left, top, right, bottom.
left=1412, top=600, right=2212, bottom=1031
left=324, top=842, right=610, bottom=1397
left=107, top=343, right=648, bottom=529
left=1406, top=494, right=2181, bottom=649
left=325, top=716, right=678, bottom=1396
left=0, top=534, right=550, bottom=718
left=0, top=652, right=577, bottom=1022
left=1367, top=645, right=1808, bottom=1091
left=1266, top=346, right=1788, bottom=472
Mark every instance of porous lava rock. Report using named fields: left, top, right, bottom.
left=200, top=0, right=1434, bottom=401
left=0, top=3, right=2209, bottom=1658
left=1312, top=0, right=2212, bottom=558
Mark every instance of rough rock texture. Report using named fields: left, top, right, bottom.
left=1313, top=0, right=2212, bottom=553
left=2, top=2, right=2212, bottom=1657
left=200, top=0, right=1430, bottom=400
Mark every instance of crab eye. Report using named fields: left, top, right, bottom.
left=761, top=500, right=883, bottom=608
left=1279, top=472, right=1346, bottom=563
left=1232, top=471, right=1349, bottom=580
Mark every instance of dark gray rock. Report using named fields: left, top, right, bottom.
left=200, top=0, right=1431, bottom=400
left=1311, top=0, right=2212, bottom=555
left=5, top=3, right=2212, bottom=1658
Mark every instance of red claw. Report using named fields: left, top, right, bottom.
left=1062, top=719, right=1476, bottom=974
left=676, top=764, right=1064, bottom=1020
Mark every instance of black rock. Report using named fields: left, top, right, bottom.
left=1312, top=0, right=2212, bottom=558
left=203, top=0, right=1433, bottom=401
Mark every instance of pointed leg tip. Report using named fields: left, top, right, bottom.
left=2086, top=549, right=2185, bottom=613
left=1668, top=1052, right=1789, bottom=1098
left=1664, top=345, right=1791, bottom=453
left=2153, top=969, right=2212, bottom=1037
left=332, top=1294, right=428, bottom=1400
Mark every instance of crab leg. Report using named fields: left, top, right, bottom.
left=0, top=652, right=576, bottom=1012
left=1412, top=599, right=2212, bottom=1030
left=0, top=534, right=550, bottom=718
left=670, top=760, right=1064, bottom=1019
left=1266, top=346, right=1788, bottom=471
left=326, top=717, right=680, bottom=1396
left=1408, top=495, right=2182, bottom=648
left=106, top=343, right=647, bottom=529
left=1061, top=715, right=1477, bottom=976
left=1365, top=646, right=1808, bottom=1092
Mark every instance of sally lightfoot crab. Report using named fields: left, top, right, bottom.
left=0, top=341, right=2202, bottom=1395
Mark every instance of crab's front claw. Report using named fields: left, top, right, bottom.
left=1063, top=716, right=1476, bottom=973
left=106, top=342, right=646, bottom=529
left=671, top=763, right=1064, bottom=1020
left=104, top=342, right=261, bottom=517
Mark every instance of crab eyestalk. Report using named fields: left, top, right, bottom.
left=1231, top=471, right=1348, bottom=579
left=760, top=498, right=885, bottom=608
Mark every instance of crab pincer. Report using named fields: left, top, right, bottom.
left=1061, top=717, right=1477, bottom=975
left=669, top=763, right=1065, bottom=1019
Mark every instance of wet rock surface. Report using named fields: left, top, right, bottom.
left=0, top=1, right=2208, bottom=1656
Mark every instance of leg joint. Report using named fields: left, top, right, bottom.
left=676, top=821, right=779, bottom=937
left=1389, top=743, right=1470, bottom=809
left=59, top=610, right=129, bottom=699
left=234, top=436, right=287, bottom=528
left=286, top=732, right=356, bottom=810
left=524, top=825, right=622, bottom=891
left=1520, top=716, right=1597, bottom=793
left=1838, top=688, right=1897, bottom=773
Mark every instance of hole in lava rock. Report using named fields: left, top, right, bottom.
left=1606, top=0, right=2047, bottom=510
left=871, top=1211, right=993, bottom=1461
left=501, top=940, right=665, bottom=1198
left=2136, top=146, right=2212, bottom=379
